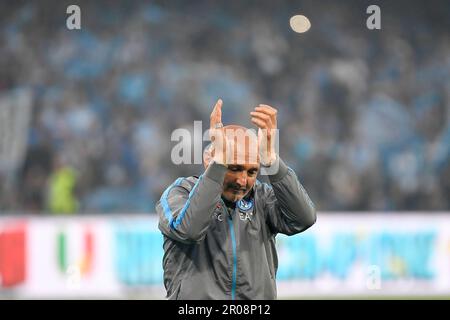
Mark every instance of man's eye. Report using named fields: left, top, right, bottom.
left=248, top=171, right=257, bottom=176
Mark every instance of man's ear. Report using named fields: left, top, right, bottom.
left=203, top=145, right=215, bottom=169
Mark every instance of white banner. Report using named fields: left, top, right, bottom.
left=0, top=213, right=449, bottom=299
left=276, top=213, right=450, bottom=298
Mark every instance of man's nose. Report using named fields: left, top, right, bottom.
left=236, top=173, right=247, bottom=187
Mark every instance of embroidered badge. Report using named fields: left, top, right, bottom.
left=237, top=199, right=254, bottom=212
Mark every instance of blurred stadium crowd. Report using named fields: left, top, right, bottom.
left=0, top=0, right=449, bottom=214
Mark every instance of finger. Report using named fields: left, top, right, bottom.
left=210, top=99, right=223, bottom=128
left=255, top=107, right=277, bottom=117
left=213, top=99, right=223, bottom=120
left=250, top=111, right=272, bottom=123
left=258, top=104, right=277, bottom=112
left=251, top=117, right=268, bottom=129
left=250, top=112, right=273, bottom=129
left=257, top=104, right=277, bottom=110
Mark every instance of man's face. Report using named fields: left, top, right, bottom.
left=203, top=125, right=260, bottom=202
left=222, top=163, right=259, bottom=202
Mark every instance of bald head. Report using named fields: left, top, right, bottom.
left=204, top=125, right=260, bottom=168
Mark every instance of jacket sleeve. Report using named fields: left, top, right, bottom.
left=156, top=161, right=227, bottom=243
left=263, top=157, right=317, bottom=236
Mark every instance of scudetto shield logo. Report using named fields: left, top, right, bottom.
left=57, top=227, right=94, bottom=277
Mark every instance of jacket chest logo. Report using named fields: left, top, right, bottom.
left=214, top=200, right=254, bottom=222
left=237, top=199, right=254, bottom=221
left=237, top=199, right=253, bottom=212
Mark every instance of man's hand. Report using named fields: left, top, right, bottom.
left=250, top=104, right=278, bottom=166
left=209, top=99, right=229, bottom=166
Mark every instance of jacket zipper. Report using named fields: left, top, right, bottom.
left=227, top=214, right=237, bottom=300
left=221, top=199, right=237, bottom=300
